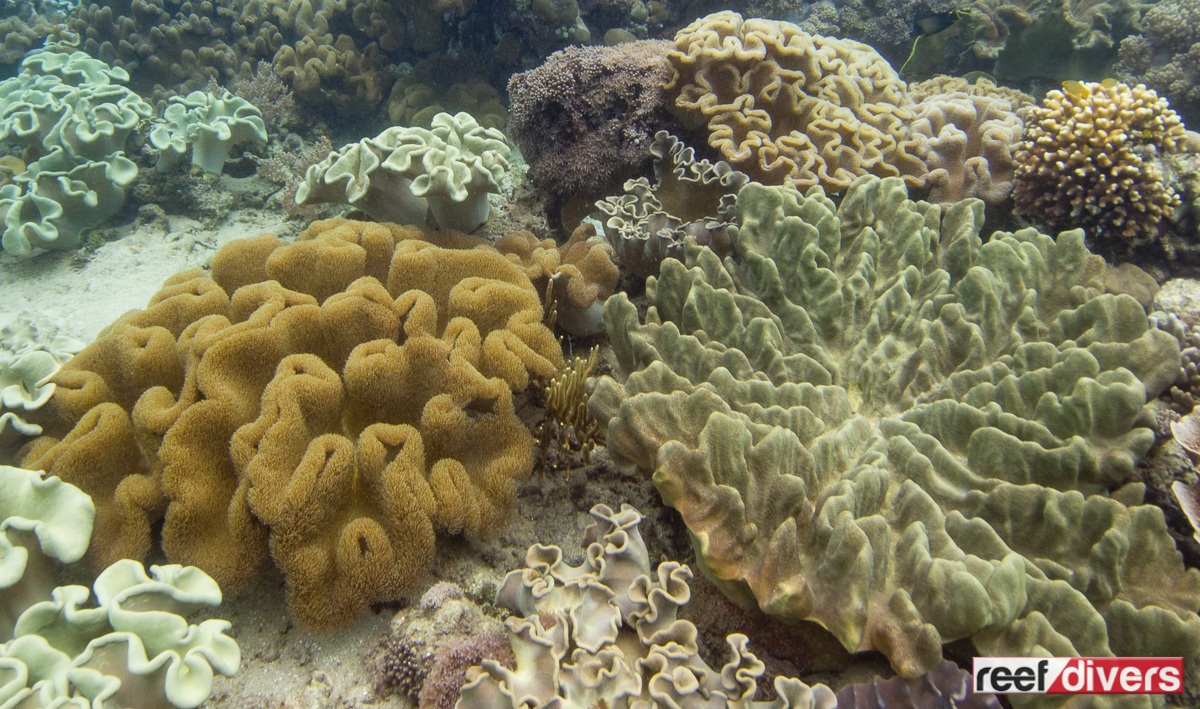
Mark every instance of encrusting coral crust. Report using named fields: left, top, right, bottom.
left=17, top=219, right=563, bottom=629
left=588, top=175, right=1200, bottom=700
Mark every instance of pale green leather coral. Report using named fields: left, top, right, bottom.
left=380, top=111, right=510, bottom=233
left=0, top=465, right=93, bottom=638
left=464, top=502, right=997, bottom=709
left=149, top=90, right=268, bottom=174
left=0, top=465, right=239, bottom=709
left=0, top=49, right=149, bottom=256
left=0, top=316, right=85, bottom=437
left=296, top=111, right=510, bottom=233
left=588, top=176, right=1200, bottom=703
left=462, top=502, right=843, bottom=709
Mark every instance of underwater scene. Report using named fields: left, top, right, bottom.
left=6, top=0, right=1200, bottom=707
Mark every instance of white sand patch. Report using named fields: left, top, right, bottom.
left=0, top=208, right=297, bottom=344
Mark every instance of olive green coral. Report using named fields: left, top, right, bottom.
left=588, top=175, right=1200, bottom=694
left=0, top=49, right=149, bottom=256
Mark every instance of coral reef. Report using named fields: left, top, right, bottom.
left=461, top=503, right=998, bottom=709
left=150, top=89, right=269, bottom=173
left=53, top=0, right=259, bottom=100
left=0, top=464, right=238, bottom=709
left=0, top=11, right=62, bottom=64
left=494, top=225, right=619, bottom=336
left=588, top=175, right=1200, bottom=686
left=257, top=134, right=334, bottom=217
left=54, top=0, right=402, bottom=109
left=967, top=0, right=1145, bottom=63
left=537, top=347, right=603, bottom=478
left=664, top=11, right=926, bottom=192
left=909, top=91, right=1023, bottom=205
left=1013, top=80, right=1186, bottom=251
left=296, top=112, right=510, bottom=233
left=272, top=32, right=389, bottom=110
left=597, top=131, right=748, bottom=278
left=1115, top=0, right=1200, bottom=126
left=1151, top=311, right=1200, bottom=413
left=0, top=316, right=84, bottom=437
left=506, top=41, right=674, bottom=201
left=17, top=219, right=563, bottom=629
left=0, top=49, right=150, bottom=255
left=229, top=62, right=296, bottom=132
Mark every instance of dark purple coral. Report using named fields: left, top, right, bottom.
left=419, top=633, right=515, bottom=709
left=506, top=40, right=675, bottom=200
left=837, top=660, right=1001, bottom=709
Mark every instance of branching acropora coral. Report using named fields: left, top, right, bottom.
left=1013, top=79, right=1185, bottom=247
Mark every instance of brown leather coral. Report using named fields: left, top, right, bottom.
left=495, top=226, right=619, bottom=337
left=664, top=11, right=927, bottom=192
left=19, top=218, right=561, bottom=628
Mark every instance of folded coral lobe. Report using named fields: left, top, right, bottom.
left=589, top=175, right=1200, bottom=682
left=21, top=218, right=560, bottom=628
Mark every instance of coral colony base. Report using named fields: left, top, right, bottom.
left=2, top=4, right=1200, bottom=709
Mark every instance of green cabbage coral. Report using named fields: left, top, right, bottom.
left=588, top=176, right=1200, bottom=703
left=0, top=464, right=239, bottom=709
left=0, top=50, right=149, bottom=256
left=0, top=316, right=85, bottom=437
left=149, top=90, right=268, bottom=174
left=296, top=111, right=510, bottom=233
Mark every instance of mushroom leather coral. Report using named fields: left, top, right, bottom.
left=18, top=219, right=562, bottom=629
left=495, top=226, right=619, bottom=337
left=664, top=11, right=927, bottom=192
left=588, top=176, right=1200, bottom=698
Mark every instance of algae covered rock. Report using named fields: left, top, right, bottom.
left=589, top=175, right=1200, bottom=693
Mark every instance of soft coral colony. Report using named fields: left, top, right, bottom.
left=0, top=3, right=1198, bottom=708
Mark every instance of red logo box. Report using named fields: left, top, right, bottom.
left=973, top=658, right=1183, bottom=694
